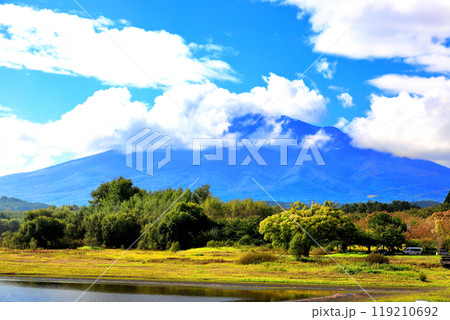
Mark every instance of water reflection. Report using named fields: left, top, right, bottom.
left=0, top=278, right=342, bottom=302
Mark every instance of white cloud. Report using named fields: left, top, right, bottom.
left=342, top=74, right=450, bottom=166
left=267, top=0, right=450, bottom=73
left=0, top=105, right=11, bottom=116
left=145, top=73, right=327, bottom=145
left=0, top=73, right=327, bottom=175
left=301, top=129, right=331, bottom=149
left=315, top=58, right=336, bottom=79
left=0, top=4, right=235, bottom=87
left=335, top=117, right=349, bottom=129
left=0, top=87, right=149, bottom=175
left=337, top=92, right=354, bottom=108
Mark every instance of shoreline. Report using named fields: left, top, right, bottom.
left=0, top=275, right=425, bottom=293
left=1, top=248, right=446, bottom=301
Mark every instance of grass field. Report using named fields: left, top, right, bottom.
left=0, top=247, right=449, bottom=301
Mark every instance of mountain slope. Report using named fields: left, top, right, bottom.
left=0, top=196, right=49, bottom=211
left=0, top=118, right=449, bottom=205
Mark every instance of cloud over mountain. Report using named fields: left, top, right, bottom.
left=342, top=74, right=450, bottom=166
left=0, top=74, right=327, bottom=175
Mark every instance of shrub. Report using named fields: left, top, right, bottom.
left=238, top=252, right=277, bottom=265
left=325, top=243, right=335, bottom=252
left=365, top=253, right=389, bottom=265
left=419, top=272, right=427, bottom=282
left=334, top=265, right=363, bottom=275
left=207, top=239, right=234, bottom=247
left=289, top=233, right=309, bottom=261
left=238, top=235, right=253, bottom=245
left=378, top=264, right=411, bottom=271
left=207, top=240, right=219, bottom=247
left=28, top=238, right=37, bottom=250
left=170, top=241, right=180, bottom=252
left=311, top=247, right=326, bottom=256
left=344, top=266, right=363, bottom=275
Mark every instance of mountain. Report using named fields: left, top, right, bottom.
left=0, top=117, right=449, bottom=206
left=410, top=201, right=441, bottom=208
left=0, top=196, right=49, bottom=211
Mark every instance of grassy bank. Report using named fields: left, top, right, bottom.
left=0, top=247, right=449, bottom=301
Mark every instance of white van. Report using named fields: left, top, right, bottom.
left=403, top=247, right=422, bottom=255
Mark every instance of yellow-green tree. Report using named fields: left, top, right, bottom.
left=259, top=201, right=357, bottom=257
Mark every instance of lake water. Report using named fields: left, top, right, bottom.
left=0, top=278, right=342, bottom=302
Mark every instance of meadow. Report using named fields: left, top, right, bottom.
left=0, top=246, right=448, bottom=301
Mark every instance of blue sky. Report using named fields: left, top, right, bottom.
left=1, top=0, right=450, bottom=175
left=0, top=0, right=407, bottom=124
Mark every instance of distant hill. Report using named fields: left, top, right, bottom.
left=410, top=201, right=441, bottom=208
left=0, top=196, right=49, bottom=211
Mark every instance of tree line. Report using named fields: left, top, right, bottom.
left=0, top=177, right=449, bottom=258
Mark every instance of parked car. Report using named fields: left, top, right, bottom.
left=436, top=248, right=449, bottom=256
left=403, top=247, right=422, bottom=255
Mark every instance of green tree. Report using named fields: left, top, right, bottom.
left=23, top=208, right=53, bottom=222
left=368, top=212, right=407, bottom=251
left=90, top=177, right=140, bottom=207
left=289, top=233, right=310, bottom=260
left=357, top=229, right=377, bottom=253
left=0, top=219, right=20, bottom=235
left=101, top=212, right=141, bottom=248
left=259, top=202, right=356, bottom=257
left=444, top=190, right=450, bottom=205
left=191, top=185, right=212, bottom=204
left=15, top=216, right=65, bottom=248
left=153, top=202, right=212, bottom=250
left=84, top=212, right=105, bottom=246
left=203, top=196, right=229, bottom=219
left=335, top=218, right=358, bottom=252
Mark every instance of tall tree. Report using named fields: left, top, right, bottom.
left=90, top=177, right=140, bottom=207
left=368, top=212, right=407, bottom=251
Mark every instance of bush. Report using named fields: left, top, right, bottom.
left=378, top=264, right=411, bottom=271
left=206, top=239, right=234, bottom=248
left=238, top=235, right=253, bottom=245
left=28, top=237, right=37, bottom=250
left=342, top=266, right=363, bottom=275
left=157, top=202, right=213, bottom=250
left=289, top=233, right=309, bottom=260
left=170, top=241, right=180, bottom=252
left=311, top=247, right=326, bottom=256
left=325, top=243, right=335, bottom=252
left=419, top=272, right=427, bottom=282
left=365, top=253, right=389, bottom=265
left=238, top=252, right=277, bottom=265
left=206, top=240, right=219, bottom=248
left=334, top=265, right=365, bottom=275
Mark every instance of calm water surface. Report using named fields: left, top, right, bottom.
left=0, top=278, right=341, bottom=302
